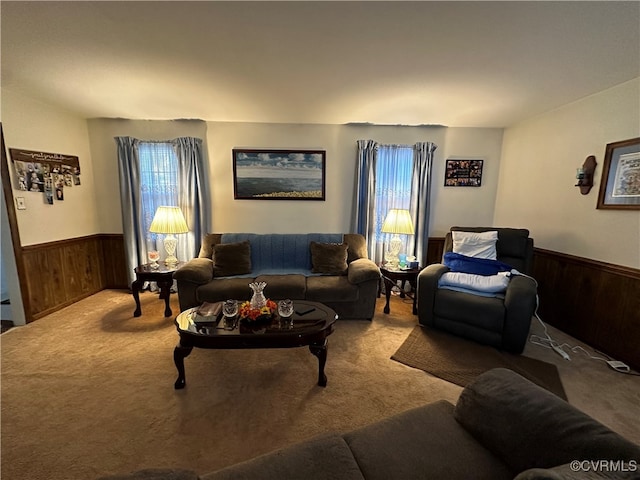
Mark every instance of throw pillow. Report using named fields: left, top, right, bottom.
left=452, top=230, right=498, bottom=260
left=213, top=240, right=251, bottom=277
left=310, top=242, right=348, bottom=275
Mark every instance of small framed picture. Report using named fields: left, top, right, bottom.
left=597, top=137, right=640, bottom=210
left=444, top=159, right=483, bottom=187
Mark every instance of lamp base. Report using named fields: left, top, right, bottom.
left=385, top=235, right=402, bottom=270
left=164, top=255, right=179, bottom=266
left=163, top=234, right=179, bottom=265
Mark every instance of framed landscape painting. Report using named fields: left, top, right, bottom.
left=597, top=137, right=640, bottom=210
left=233, top=149, right=326, bottom=200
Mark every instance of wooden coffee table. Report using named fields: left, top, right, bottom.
left=173, top=301, right=337, bottom=389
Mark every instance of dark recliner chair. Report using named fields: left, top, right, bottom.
left=417, top=227, right=537, bottom=354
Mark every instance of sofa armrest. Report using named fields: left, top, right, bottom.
left=347, top=258, right=381, bottom=284
left=173, top=258, right=214, bottom=285
left=454, top=369, right=640, bottom=474
left=502, top=275, right=538, bottom=353
left=416, top=264, right=449, bottom=323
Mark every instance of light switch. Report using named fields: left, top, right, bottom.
left=15, top=197, right=26, bottom=210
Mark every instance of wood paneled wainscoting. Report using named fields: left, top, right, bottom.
left=21, top=234, right=129, bottom=321
left=532, top=248, right=640, bottom=372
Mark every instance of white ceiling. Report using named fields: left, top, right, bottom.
left=2, top=1, right=639, bottom=128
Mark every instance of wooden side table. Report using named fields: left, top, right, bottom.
left=132, top=262, right=183, bottom=317
left=380, top=266, right=422, bottom=315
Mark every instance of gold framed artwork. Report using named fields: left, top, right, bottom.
left=596, top=137, right=640, bottom=210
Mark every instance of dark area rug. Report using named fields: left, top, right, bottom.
left=392, top=325, right=567, bottom=399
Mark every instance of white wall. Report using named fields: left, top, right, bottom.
left=85, top=120, right=504, bottom=239
left=1, top=89, right=100, bottom=245
left=86, top=118, right=208, bottom=234
left=434, top=127, right=505, bottom=235
left=208, top=122, right=504, bottom=236
left=495, top=78, right=640, bottom=268
left=9, top=82, right=636, bottom=269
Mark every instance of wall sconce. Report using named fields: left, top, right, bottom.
left=575, top=155, right=597, bottom=195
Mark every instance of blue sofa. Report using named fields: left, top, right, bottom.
left=173, top=233, right=381, bottom=320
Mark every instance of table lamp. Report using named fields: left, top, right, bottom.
left=149, top=206, right=189, bottom=266
left=381, top=209, right=414, bottom=269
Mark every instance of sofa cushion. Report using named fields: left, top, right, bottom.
left=200, top=434, right=365, bottom=480
left=310, top=242, right=348, bottom=275
left=343, top=400, right=513, bottom=480
left=197, top=277, right=256, bottom=303
left=454, top=369, right=640, bottom=473
left=306, top=275, right=358, bottom=302
left=213, top=241, right=251, bottom=277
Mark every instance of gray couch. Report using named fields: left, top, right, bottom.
left=100, top=368, right=640, bottom=480
left=173, top=233, right=381, bottom=320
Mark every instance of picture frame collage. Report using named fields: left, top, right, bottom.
left=9, top=148, right=81, bottom=205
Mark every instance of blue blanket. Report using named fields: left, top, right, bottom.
left=443, top=252, right=512, bottom=276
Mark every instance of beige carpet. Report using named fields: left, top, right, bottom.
left=1, top=290, right=639, bottom=479
left=392, top=325, right=566, bottom=399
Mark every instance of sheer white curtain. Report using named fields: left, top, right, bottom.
left=353, top=140, right=437, bottom=267
left=116, top=136, right=209, bottom=286
left=373, top=145, right=414, bottom=265
left=138, top=141, right=180, bottom=261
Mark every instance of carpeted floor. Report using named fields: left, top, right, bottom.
left=1, top=290, right=639, bottom=479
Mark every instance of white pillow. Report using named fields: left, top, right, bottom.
left=452, top=230, right=498, bottom=260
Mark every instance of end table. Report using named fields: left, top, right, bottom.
left=380, top=265, right=422, bottom=315
left=132, top=262, right=183, bottom=317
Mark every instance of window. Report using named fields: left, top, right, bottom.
left=374, top=145, right=414, bottom=254
left=138, top=142, right=179, bottom=249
